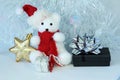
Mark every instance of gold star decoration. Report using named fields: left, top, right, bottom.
left=9, top=33, right=36, bottom=62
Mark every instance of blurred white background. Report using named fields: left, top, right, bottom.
left=101, top=0, right=120, bottom=15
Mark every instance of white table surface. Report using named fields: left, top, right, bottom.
left=0, top=51, right=120, bottom=80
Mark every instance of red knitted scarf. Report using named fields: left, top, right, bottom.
left=38, top=31, right=58, bottom=56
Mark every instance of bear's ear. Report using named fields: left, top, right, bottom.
left=51, top=13, right=61, bottom=23
left=40, top=9, right=51, bottom=18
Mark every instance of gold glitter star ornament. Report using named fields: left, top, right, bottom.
left=9, top=33, right=36, bottom=62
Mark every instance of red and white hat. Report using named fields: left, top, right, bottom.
left=23, top=4, right=37, bottom=17
left=22, top=4, right=51, bottom=28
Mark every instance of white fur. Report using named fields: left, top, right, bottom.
left=58, top=52, right=72, bottom=65
left=53, top=32, right=65, bottom=42
left=34, top=55, right=49, bottom=72
left=30, top=51, right=43, bottom=64
left=30, top=36, right=40, bottom=48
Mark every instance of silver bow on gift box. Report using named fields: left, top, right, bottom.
left=69, top=33, right=102, bottom=55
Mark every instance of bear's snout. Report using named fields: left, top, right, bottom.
left=46, top=29, right=49, bottom=31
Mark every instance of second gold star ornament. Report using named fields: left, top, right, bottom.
left=9, top=33, right=36, bottom=62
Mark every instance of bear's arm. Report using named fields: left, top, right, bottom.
left=30, top=32, right=41, bottom=48
left=53, top=32, right=65, bottom=42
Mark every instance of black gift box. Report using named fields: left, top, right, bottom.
left=72, top=48, right=111, bottom=66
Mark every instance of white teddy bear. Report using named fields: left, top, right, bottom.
left=23, top=4, right=72, bottom=72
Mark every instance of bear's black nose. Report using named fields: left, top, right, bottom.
left=46, top=29, right=49, bottom=31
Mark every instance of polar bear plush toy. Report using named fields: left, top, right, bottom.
left=23, top=4, right=72, bottom=72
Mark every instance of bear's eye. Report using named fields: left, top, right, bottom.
left=41, top=22, right=44, bottom=25
left=50, top=23, right=53, bottom=26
